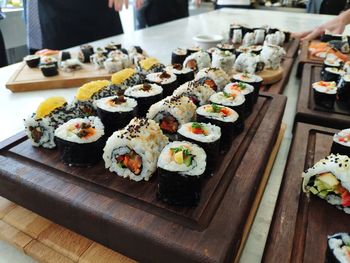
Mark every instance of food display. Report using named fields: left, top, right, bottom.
left=172, top=80, right=215, bottom=106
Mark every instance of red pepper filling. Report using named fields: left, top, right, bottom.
left=159, top=115, right=179, bottom=134
left=116, top=150, right=142, bottom=175
left=186, top=59, right=198, bottom=71
left=29, top=126, right=43, bottom=143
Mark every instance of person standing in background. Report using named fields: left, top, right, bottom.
left=135, top=0, right=201, bottom=30
left=23, top=0, right=42, bottom=54
left=0, top=7, right=8, bottom=67
left=214, top=0, right=252, bottom=9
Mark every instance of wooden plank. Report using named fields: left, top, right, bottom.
left=262, top=123, right=344, bottom=263
left=284, top=38, right=300, bottom=59
left=0, top=196, right=16, bottom=219
left=3, top=206, right=52, bottom=238
left=38, top=224, right=93, bottom=262
left=0, top=220, right=32, bottom=252
left=24, top=240, right=75, bottom=263
left=0, top=93, right=286, bottom=263
left=295, top=63, right=350, bottom=129
left=79, top=243, right=135, bottom=263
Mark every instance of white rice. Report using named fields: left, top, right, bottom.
left=328, top=233, right=350, bottom=263
left=165, top=65, right=193, bottom=75
left=210, top=92, right=246, bottom=107
left=195, top=67, right=230, bottom=91
left=157, top=141, right=206, bottom=176
left=24, top=116, right=56, bottom=149
left=312, top=81, right=337, bottom=94
left=196, top=104, right=239, bottom=123
left=224, top=82, right=254, bottom=96
left=242, top=32, right=255, bottom=47
left=325, top=67, right=345, bottom=76
left=173, top=80, right=215, bottom=106
left=94, top=96, right=137, bottom=112
left=211, top=51, right=236, bottom=76
left=178, top=122, right=221, bottom=143
left=260, top=44, right=286, bottom=70
left=234, top=52, right=261, bottom=74
left=342, top=75, right=350, bottom=82
left=333, top=129, right=350, bottom=147
left=231, top=28, right=243, bottom=44
left=254, top=29, right=265, bottom=45
left=183, top=51, right=211, bottom=72
left=146, top=71, right=177, bottom=85
left=124, top=83, right=163, bottom=98
left=55, top=116, right=104, bottom=144
left=232, top=73, right=263, bottom=83
left=173, top=48, right=187, bottom=56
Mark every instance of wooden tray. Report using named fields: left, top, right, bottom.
left=0, top=93, right=286, bottom=263
left=295, top=63, right=350, bottom=129
left=284, top=38, right=300, bottom=59
left=262, top=123, right=345, bottom=263
left=6, top=61, right=114, bottom=93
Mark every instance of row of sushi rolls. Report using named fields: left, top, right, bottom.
left=305, top=35, right=350, bottom=262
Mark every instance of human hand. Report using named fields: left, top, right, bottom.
left=108, top=0, right=128, bottom=11
left=195, top=0, right=201, bottom=7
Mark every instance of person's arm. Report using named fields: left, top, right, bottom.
left=108, top=0, right=144, bottom=11
left=293, top=9, right=350, bottom=41
left=195, top=0, right=201, bottom=7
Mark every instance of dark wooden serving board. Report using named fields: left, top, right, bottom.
left=262, top=123, right=348, bottom=263
left=284, top=38, right=300, bottom=59
left=0, top=93, right=286, bottom=263
left=295, top=63, right=350, bottom=129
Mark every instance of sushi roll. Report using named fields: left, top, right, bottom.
left=232, top=73, right=263, bottom=103
left=171, top=48, right=188, bottom=65
left=60, top=59, right=82, bottom=73
left=242, top=32, right=255, bottom=47
left=146, top=95, right=196, bottom=140
left=216, top=43, right=235, bottom=54
left=253, top=28, right=265, bottom=45
left=157, top=141, right=207, bottom=206
left=209, top=92, right=245, bottom=133
left=94, top=95, right=138, bottom=136
left=40, top=56, right=58, bottom=67
left=78, top=44, right=94, bottom=63
left=183, top=51, right=211, bottom=73
left=224, top=82, right=254, bottom=116
left=323, top=58, right=343, bottom=73
left=173, top=80, right=215, bottom=106
left=320, top=33, right=342, bottom=43
left=139, top=57, right=165, bottom=74
left=343, top=61, right=350, bottom=74
left=90, top=52, right=106, bottom=70
left=241, top=25, right=253, bottom=37
left=146, top=70, right=178, bottom=97
left=165, top=64, right=195, bottom=86
left=24, top=97, right=78, bottom=149
left=326, top=233, right=350, bottom=263
left=103, top=118, right=168, bottom=181
left=107, top=50, right=132, bottom=69
left=40, top=63, right=59, bottom=77
left=313, top=81, right=337, bottom=109
left=195, top=67, right=230, bottom=91
left=124, top=83, right=163, bottom=117
left=104, top=42, right=120, bottom=54
left=73, top=80, right=117, bottom=116
left=128, top=45, right=147, bottom=56
left=187, top=46, right=202, bottom=55
left=111, top=68, right=146, bottom=90
left=206, top=47, right=219, bottom=60
left=230, top=26, right=243, bottom=44
left=58, top=51, right=71, bottom=62
left=55, top=116, right=105, bottom=166
left=329, top=36, right=350, bottom=54
left=302, top=154, right=350, bottom=214
left=249, top=45, right=263, bottom=55
left=196, top=104, right=239, bottom=147
left=264, top=32, right=284, bottom=46
left=177, top=122, right=220, bottom=170
left=211, top=51, right=236, bottom=76
left=234, top=52, right=265, bottom=74
left=235, top=46, right=251, bottom=57
left=103, top=57, right=123, bottom=74
left=260, top=44, right=286, bottom=70
left=322, top=67, right=345, bottom=82
left=337, top=75, right=350, bottom=102
left=24, top=55, right=40, bottom=68
left=331, top=129, right=350, bottom=157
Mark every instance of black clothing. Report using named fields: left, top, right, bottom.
left=214, top=4, right=252, bottom=9
left=320, top=0, right=347, bottom=15
left=136, top=0, right=189, bottom=29
left=38, top=0, right=123, bottom=50
left=0, top=28, right=8, bottom=67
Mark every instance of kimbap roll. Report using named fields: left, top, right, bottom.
left=94, top=95, right=138, bottom=136
left=107, top=50, right=132, bottom=68
left=157, top=141, right=207, bottom=206
left=232, top=73, right=263, bottom=103
left=322, top=67, right=345, bottom=82
left=171, top=48, right=188, bottom=65
left=24, top=55, right=40, bottom=68
left=103, top=118, right=168, bottom=181
left=139, top=57, right=165, bottom=74
left=58, top=51, right=71, bottom=62
left=146, top=95, right=196, bottom=140
left=104, top=42, right=121, bottom=53
left=344, top=61, right=350, bottom=74
left=165, top=64, right=194, bottom=86
left=211, top=51, right=236, bottom=76
left=103, top=57, right=123, bottom=74
left=216, top=43, right=235, bottom=53
left=313, top=81, right=337, bottom=109
left=230, top=25, right=243, bottom=44
left=242, top=32, right=255, bottom=47
left=187, top=46, right=201, bottom=55
left=234, top=52, right=264, bottom=74
left=124, top=83, right=163, bottom=117
left=253, top=28, right=265, bottom=45
left=224, top=82, right=254, bottom=116
left=183, top=51, right=211, bottom=73
left=173, top=80, right=215, bottom=106
left=55, top=116, right=105, bottom=166
left=146, top=70, right=178, bottom=97
left=90, top=52, right=106, bottom=70
left=260, top=44, right=286, bottom=70
left=337, top=75, right=350, bottom=103
left=24, top=97, right=78, bottom=149
left=331, top=129, right=350, bottom=157
left=323, top=58, right=343, bottom=72
left=78, top=44, right=94, bottom=63
left=302, top=154, right=350, bottom=214
left=195, top=67, right=230, bottom=92
left=326, top=233, right=350, bottom=263
left=60, top=59, right=82, bottom=73
left=111, top=68, right=146, bottom=89
left=40, top=63, right=59, bottom=77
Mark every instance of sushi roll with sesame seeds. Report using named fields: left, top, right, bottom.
left=195, top=67, right=230, bottom=92
left=165, top=64, right=194, bottom=86
left=331, top=129, right=350, bottom=157
left=54, top=116, right=105, bottom=166
left=224, top=82, right=254, bottom=116
left=157, top=141, right=207, bottom=206
left=94, top=95, right=138, bottom=136
left=173, top=80, right=215, bottom=106
left=139, top=57, right=165, bottom=74
left=24, top=97, right=78, bottom=149
left=103, top=118, right=168, bottom=181
left=302, top=154, right=350, bottom=214
left=111, top=68, right=146, bottom=89
left=313, top=81, right=337, bottom=109
left=326, top=233, right=350, bottom=263
left=146, top=70, right=178, bottom=97
left=146, top=96, right=196, bottom=140
left=124, top=83, right=163, bottom=117
left=183, top=51, right=211, bottom=73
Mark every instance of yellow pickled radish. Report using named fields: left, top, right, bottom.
left=139, top=57, right=159, bottom=70
left=76, top=80, right=111, bottom=101
left=35, top=96, right=67, bottom=120
left=111, top=68, right=136, bottom=85
left=174, top=151, right=184, bottom=164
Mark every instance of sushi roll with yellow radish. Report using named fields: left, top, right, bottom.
left=111, top=68, right=145, bottom=89
left=172, top=80, right=215, bottom=106
left=302, top=154, right=350, bottom=214
left=157, top=141, right=207, bottom=206
left=24, top=97, right=78, bottom=149
left=55, top=116, right=105, bottom=166
left=103, top=118, right=168, bottom=181
left=139, top=57, right=165, bottom=74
